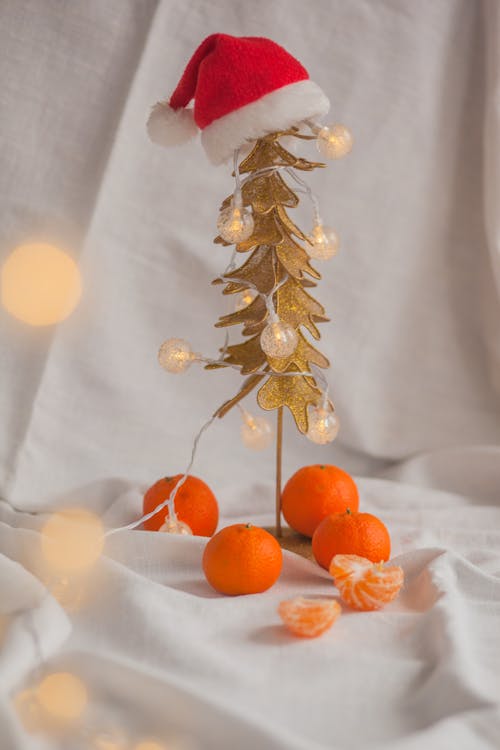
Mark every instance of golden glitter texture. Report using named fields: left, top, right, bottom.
left=211, top=130, right=330, bottom=433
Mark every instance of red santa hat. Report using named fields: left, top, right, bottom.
left=147, top=33, right=330, bottom=165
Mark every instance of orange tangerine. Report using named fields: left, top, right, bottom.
left=143, top=475, right=218, bottom=536
left=329, top=554, right=404, bottom=611
left=203, top=524, right=282, bottom=596
left=278, top=596, right=341, bottom=638
left=312, top=509, right=391, bottom=570
left=281, top=465, right=359, bottom=538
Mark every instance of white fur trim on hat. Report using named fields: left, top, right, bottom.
left=147, top=101, right=198, bottom=146
left=201, top=79, right=330, bottom=165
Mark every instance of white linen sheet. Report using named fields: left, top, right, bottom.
left=0, top=1, right=499, bottom=748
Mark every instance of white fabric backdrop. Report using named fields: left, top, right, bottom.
left=0, top=1, right=499, bottom=748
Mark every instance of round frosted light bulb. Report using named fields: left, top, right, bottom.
left=260, top=320, right=298, bottom=358
left=235, top=288, right=257, bottom=311
left=159, top=518, right=193, bottom=535
left=158, top=338, right=195, bottom=374
left=307, top=407, right=340, bottom=444
left=35, top=672, right=88, bottom=722
left=41, top=508, right=104, bottom=573
left=217, top=204, right=254, bottom=243
left=317, top=124, right=353, bottom=159
left=307, top=224, right=339, bottom=260
left=241, top=414, right=273, bottom=450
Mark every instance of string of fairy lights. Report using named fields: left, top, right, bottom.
left=113, top=121, right=352, bottom=535
left=158, top=121, right=352, bottom=450
left=10, top=120, right=352, bottom=746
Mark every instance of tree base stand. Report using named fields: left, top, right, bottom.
left=264, top=525, right=313, bottom=561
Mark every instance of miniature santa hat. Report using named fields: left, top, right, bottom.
left=147, top=33, right=330, bottom=165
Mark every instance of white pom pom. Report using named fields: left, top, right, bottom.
left=146, top=101, right=198, bottom=146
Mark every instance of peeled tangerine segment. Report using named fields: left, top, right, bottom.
left=278, top=596, right=341, bottom=638
left=329, top=554, right=404, bottom=611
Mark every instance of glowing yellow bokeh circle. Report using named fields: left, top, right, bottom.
left=41, top=508, right=104, bottom=573
left=1, top=242, right=81, bottom=326
left=92, top=730, right=128, bottom=750
left=35, top=672, right=87, bottom=721
left=133, top=742, right=166, bottom=750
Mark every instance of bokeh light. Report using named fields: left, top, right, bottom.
left=44, top=574, right=85, bottom=612
left=1, top=242, right=81, bottom=326
left=35, top=672, right=87, bottom=722
left=134, top=741, right=166, bottom=750
left=13, top=689, right=45, bottom=733
left=91, top=729, right=128, bottom=750
left=41, top=508, right=104, bottom=573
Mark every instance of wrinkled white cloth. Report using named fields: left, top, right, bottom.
left=1, top=479, right=500, bottom=750
left=1, top=0, right=500, bottom=748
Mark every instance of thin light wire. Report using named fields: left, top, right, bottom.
left=304, top=119, right=321, bottom=134
left=105, top=358, right=329, bottom=538
left=239, top=165, right=279, bottom=185
left=286, top=167, right=322, bottom=225
left=199, top=358, right=315, bottom=377
left=264, top=273, right=289, bottom=318
left=105, top=412, right=218, bottom=536
left=140, top=141, right=330, bottom=535
left=237, top=164, right=323, bottom=225
left=212, top=271, right=260, bottom=294
left=309, top=363, right=329, bottom=392
left=233, top=148, right=241, bottom=194
left=222, top=247, right=238, bottom=274
left=212, top=270, right=289, bottom=321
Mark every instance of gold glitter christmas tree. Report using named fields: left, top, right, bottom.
left=149, top=35, right=354, bottom=547
left=208, top=128, right=336, bottom=534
